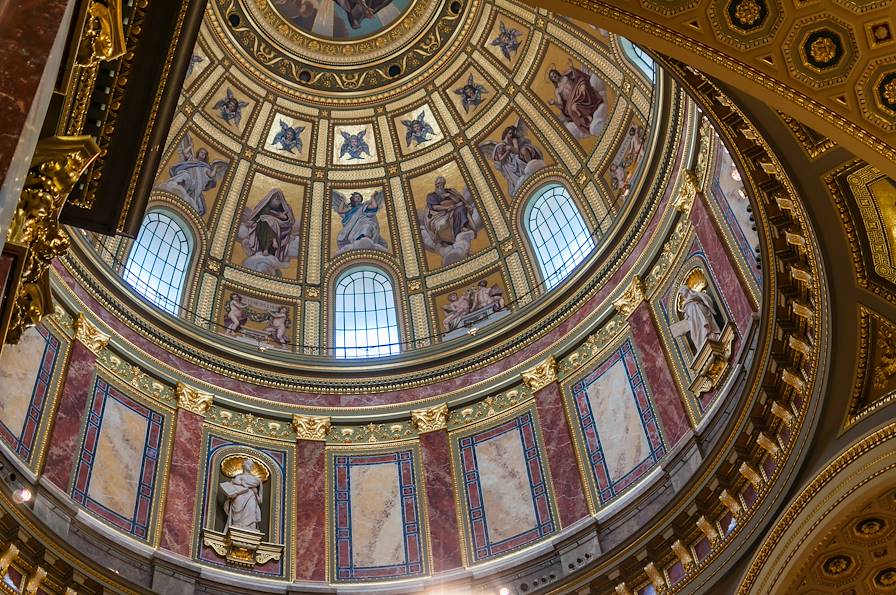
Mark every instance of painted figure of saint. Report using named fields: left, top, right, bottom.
left=338, top=129, right=371, bottom=160
left=213, top=88, right=249, bottom=127
left=548, top=62, right=608, bottom=139
left=470, top=280, right=504, bottom=312
left=332, top=190, right=387, bottom=253
left=237, top=189, right=298, bottom=276
left=479, top=118, right=545, bottom=197
left=220, top=459, right=263, bottom=532
left=271, top=120, right=305, bottom=154
left=158, top=133, right=228, bottom=216
left=418, top=177, right=482, bottom=266
left=442, top=291, right=472, bottom=332
left=491, top=21, right=521, bottom=60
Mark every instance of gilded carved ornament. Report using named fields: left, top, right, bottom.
left=23, top=567, right=46, bottom=595
left=613, top=276, right=646, bottom=317
left=291, top=414, right=331, bottom=441
left=0, top=543, right=18, bottom=574
left=521, top=356, right=558, bottom=392
left=79, top=0, right=126, bottom=65
left=175, top=382, right=214, bottom=416
left=672, top=169, right=700, bottom=215
left=5, top=137, right=99, bottom=344
left=72, top=314, right=110, bottom=354
left=410, top=404, right=449, bottom=433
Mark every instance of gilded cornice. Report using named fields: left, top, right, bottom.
left=72, top=313, right=110, bottom=354
left=175, top=382, right=214, bottom=416
left=410, top=404, right=449, bottom=433
left=291, top=414, right=331, bottom=441
left=520, top=356, right=558, bottom=392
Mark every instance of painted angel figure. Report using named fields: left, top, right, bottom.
left=402, top=111, right=435, bottom=147
left=454, top=74, right=487, bottom=113
left=609, top=125, right=647, bottom=198
left=442, top=291, right=472, bottom=332
left=224, top=293, right=249, bottom=335
left=491, top=21, right=521, bottom=60
left=548, top=61, right=608, bottom=139
left=186, top=54, right=204, bottom=77
left=158, top=133, right=228, bottom=216
left=265, top=306, right=290, bottom=345
left=339, top=129, right=371, bottom=160
left=213, top=88, right=249, bottom=127
left=271, top=120, right=305, bottom=154
left=332, top=190, right=387, bottom=253
left=478, top=118, right=545, bottom=197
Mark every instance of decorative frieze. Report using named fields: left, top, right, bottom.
left=613, top=277, right=646, bottom=317
left=73, top=314, right=110, bottom=354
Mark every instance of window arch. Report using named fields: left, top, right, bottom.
left=620, top=38, right=655, bottom=80
left=525, top=184, right=596, bottom=290
left=123, top=211, right=193, bottom=314
left=333, top=267, right=400, bottom=358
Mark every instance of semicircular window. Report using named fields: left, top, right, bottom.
left=334, top=267, right=400, bottom=359
left=525, top=184, right=596, bottom=290
left=123, top=211, right=192, bottom=315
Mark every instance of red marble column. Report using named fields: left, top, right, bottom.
left=690, top=193, right=755, bottom=331
left=42, top=338, right=96, bottom=490
left=419, top=429, right=463, bottom=572
left=629, top=302, right=692, bottom=446
left=159, top=407, right=205, bottom=556
left=295, top=439, right=326, bottom=581
left=532, top=382, right=590, bottom=527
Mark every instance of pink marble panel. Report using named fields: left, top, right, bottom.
left=295, top=440, right=326, bottom=581
left=690, top=193, right=755, bottom=332
left=533, top=383, right=589, bottom=526
left=419, top=430, right=462, bottom=572
left=629, top=303, right=691, bottom=446
left=42, top=340, right=94, bottom=489
left=159, top=408, right=204, bottom=555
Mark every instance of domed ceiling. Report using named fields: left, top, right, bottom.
left=81, top=0, right=662, bottom=371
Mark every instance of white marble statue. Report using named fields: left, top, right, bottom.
left=676, top=284, right=721, bottom=351
left=220, top=459, right=263, bottom=532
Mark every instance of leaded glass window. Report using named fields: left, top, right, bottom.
left=123, top=211, right=192, bottom=314
left=334, top=267, right=400, bottom=358
left=526, top=184, right=595, bottom=290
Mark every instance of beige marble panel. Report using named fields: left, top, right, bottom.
left=476, top=428, right=537, bottom=543
left=350, top=461, right=405, bottom=568
left=0, top=328, right=46, bottom=437
left=587, top=358, right=650, bottom=482
left=87, top=397, right=149, bottom=519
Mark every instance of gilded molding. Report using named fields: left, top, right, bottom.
left=672, top=169, right=700, bottom=214
left=410, top=404, right=449, bottom=433
left=291, top=414, right=331, bottom=441
left=175, top=382, right=214, bottom=416
left=72, top=313, right=110, bottom=354
left=613, top=276, right=646, bottom=316
left=520, top=356, right=558, bottom=392
left=0, top=543, right=18, bottom=574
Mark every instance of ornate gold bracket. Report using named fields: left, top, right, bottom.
left=202, top=527, right=283, bottom=567
left=176, top=382, right=214, bottom=416
left=410, top=404, right=449, bottom=433
left=291, top=414, right=331, bottom=441
left=613, top=276, right=646, bottom=317
left=4, top=136, right=99, bottom=345
left=521, top=356, right=559, bottom=392
left=687, top=324, right=736, bottom=396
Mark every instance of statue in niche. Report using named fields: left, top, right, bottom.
left=677, top=283, right=721, bottom=352
left=220, top=457, right=265, bottom=532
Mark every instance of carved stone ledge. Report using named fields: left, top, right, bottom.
left=688, top=324, right=736, bottom=396
left=202, top=527, right=283, bottom=568
left=521, top=356, right=558, bottom=392
left=410, top=404, right=449, bottom=433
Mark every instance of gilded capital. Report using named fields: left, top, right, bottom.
left=292, top=414, right=331, bottom=441
left=613, top=276, right=646, bottom=317
left=410, top=404, right=449, bottom=433
left=672, top=169, right=700, bottom=215
left=73, top=314, right=110, bottom=354
left=176, top=382, right=214, bottom=416
left=521, top=356, right=558, bottom=392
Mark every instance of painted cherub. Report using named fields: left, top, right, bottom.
left=402, top=111, right=436, bottom=147
left=213, top=88, right=249, bottom=127
left=271, top=120, right=305, bottom=154
left=339, top=128, right=371, bottom=160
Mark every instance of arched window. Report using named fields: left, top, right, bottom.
left=525, top=184, right=595, bottom=290
left=123, top=211, right=192, bottom=315
left=334, top=267, right=400, bottom=358
left=620, top=38, right=655, bottom=80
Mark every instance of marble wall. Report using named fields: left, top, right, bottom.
left=71, top=377, right=165, bottom=542
left=330, top=449, right=426, bottom=581
left=455, top=410, right=556, bottom=563
left=567, top=339, right=666, bottom=505
left=0, top=325, right=62, bottom=467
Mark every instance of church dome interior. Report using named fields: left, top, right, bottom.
left=0, top=0, right=893, bottom=593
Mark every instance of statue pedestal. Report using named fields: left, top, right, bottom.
left=202, top=527, right=283, bottom=567
left=688, top=324, right=735, bottom=396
